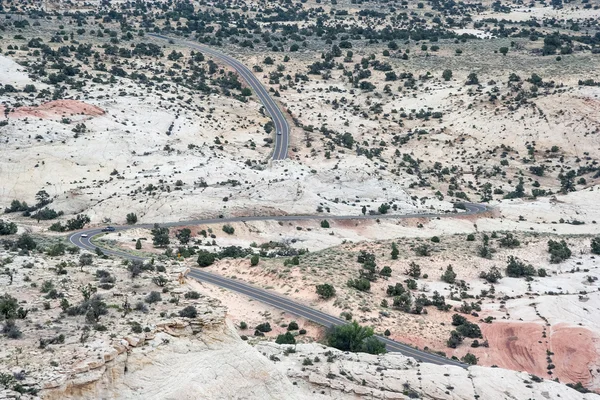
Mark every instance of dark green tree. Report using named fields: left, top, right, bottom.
left=197, top=250, right=216, bottom=267
left=176, top=228, right=191, bottom=244
left=151, top=224, right=170, bottom=247
left=326, top=321, right=385, bottom=354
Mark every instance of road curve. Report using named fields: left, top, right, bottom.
left=148, top=33, right=290, bottom=161
left=68, top=203, right=488, bottom=368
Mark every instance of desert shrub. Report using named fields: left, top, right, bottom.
left=452, top=314, right=467, bottom=326
left=406, top=262, right=421, bottom=278
left=499, top=233, right=520, bottom=248
left=126, top=213, right=138, bottom=224
left=287, top=321, right=299, bottom=331
left=547, top=240, right=571, bottom=263
left=348, top=278, right=370, bottom=292
left=446, top=330, right=463, bottom=348
left=178, top=306, right=197, bottom=318
left=537, top=268, right=547, bottom=277
left=441, top=265, right=457, bottom=284
left=479, top=267, right=502, bottom=283
left=477, top=245, right=493, bottom=259
left=591, top=237, right=600, bottom=255
left=466, top=234, right=475, bottom=241
left=255, top=322, right=272, bottom=332
left=414, top=244, right=431, bottom=256
left=145, top=291, right=161, bottom=304
left=386, top=283, right=405, bottom=297
left=456, top=321, right=482, bottom=338
left=16, top=234, right=36, bottom=250
left=340, top=311, right=353, bottom=321
left=275, top=332, right=296, bottom=345
left=461, top=353, right=478, bottom=365
left=391, top=242, right=399, bottom=259
left=505, top=256, right=535, bottom=277
left=379, top=266, right=392, bottom=277
left=320, top=220, right=330, bottom=228
left=2, top=320, right=22, bottom=339
left=222, top=224, right=235, bottom=235
left=405, top=279, right=417, bottom=290
left=250, top=254, right=259, bottom=266
left=135, top=302, right=148, bottom=313
left=131, top=322, right=143, bottom=333
left=184, top=291, right=200, bottom=299
left=197, top=250, right=216, bottom=267
left=316, top=283, right=336, bottom=299
left=0, top=220, right=17, bottom=235
left=326, top=321, right=385, bottom=354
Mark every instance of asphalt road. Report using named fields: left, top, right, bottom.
left=148, top=34, right=290, bottom=160
left=68, top=203, right=487, bottom=368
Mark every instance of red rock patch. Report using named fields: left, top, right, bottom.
left=8, top=100, right=105, bottom=119
left=466, top=322, right=600, bottom=388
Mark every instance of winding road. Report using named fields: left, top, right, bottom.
left=69, top=203, right=487, bottom=368
left=74, top=34, right=489, bottom=366
left=148, top=34, right=290, bottom=160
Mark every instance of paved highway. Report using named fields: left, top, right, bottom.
left=69, top=203, right=487, bottom=368
left=148, top=34, right=290, bottom=160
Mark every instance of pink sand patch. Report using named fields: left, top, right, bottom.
left=465, top=321, right=600, bottom=388
left=9, top=100, right=105, bottom=119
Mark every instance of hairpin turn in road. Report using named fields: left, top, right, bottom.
left=69, top=203, right=487, bottom=368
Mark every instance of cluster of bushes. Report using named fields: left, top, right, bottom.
left=447, top=314, right=482, bottom=348
left=49, top=214, right=91, bottom=232
left=0, top=220, right=17, bottom=235
left=547, top=240, right=571, bottom=263
left=326, top=321, right=385, bottom=355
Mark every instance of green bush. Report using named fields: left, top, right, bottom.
left=505, top=256, right=535, bottom=277
left=446, top=330, right=463, bottom=348
left=197, top=250, right=216, bottom=267
left=547, top=240, right=571, bottom=263
left=479, top=267, right=502, bottom=283
left=326, top=321, right=385, bottom=354
left=126, top=213, right=138, bottom=224
left=320, top=220, right=330, bottom=228
left=391, top=242, right=399, bottom=259
left=275, top=332, right=296, bottom=345
left=16, top=234, right=36, bottom=250
left=441, top=265, right=457, bottom=284
left=287, top=321, right=299, bottom=331
left=145, top=291, right=161, bottom=304
left=414, top=244, right=432, bottom=256
left=347, top=278, right=370, bottom=292
left=406, top=262, right=421, bottom=278
left=0, top=220, right=17, bottom=235
left=379, top=266, right=392, bottom=277
left=316, top=283, right=336, bottom=299
left=250, top=254, right=259, bottom=266
left=499, top=233, right=520, bottom=248
left=255, top=322, right=272, bottom=332
left=222, top=225, right=235, bottom=235
left=591, top=237, right=600, bottom=255
left=461, top=353, right=478, bottom=365
left=184, top=291, right=200, bottom=299
left=466, top=234, right=475, bottom=241
left=179, top=306, right=197, bottom=318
